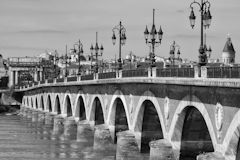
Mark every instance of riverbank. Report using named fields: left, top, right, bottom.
left=0, top=105, right=19, bottom=115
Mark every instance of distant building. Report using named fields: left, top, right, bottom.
left=222, top=36, right=235, bottom=65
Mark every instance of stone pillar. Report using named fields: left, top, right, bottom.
left=93, top=124, right=113, bottom=151
left=52, top=115, right=65, bottom=135
left=77, top=120, right=94, bottom=144
left=63, top=117, right=77, bottom=140
left=27, top=109, right=33, bottom=119
left=15, top=70, right=18, bottom=85
left=45, top=113, right=54, bottom=126
left=42, top=113, right=54, bottom=137
left=197, top=152, right=225, bottom=160
left=22, top=107, right=28, bottom=117
left=31, top=110, right=39, bottom=123
left=149, top=139, right=174, bottom=160
left=116, top=130, right=140, bottom=160
left=37, top=111, right=45, bottom=124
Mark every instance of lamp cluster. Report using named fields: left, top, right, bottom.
left=90, top=32, right=104, bottom=73
left=144, top=25, right=163, bottom=44
left=143, top=9, right=163, bottom=67
left=112, top=21, right=127, bottom=70
left=189, top=6, right=212, bottom=29
left=189, top=0, right=212, bottom=66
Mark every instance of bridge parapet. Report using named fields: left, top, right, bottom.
left=15, top=66, right=240, bottom=91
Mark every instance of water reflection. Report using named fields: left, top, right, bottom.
left=0, top=114, right=151, bottom=160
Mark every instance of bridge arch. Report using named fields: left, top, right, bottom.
left=35, top=97, right=38, bottom=109
left=22, top=97, right=26, bottom=106
left=73, top=91, right=87, bottom=120
left=47, top=95, right=52, bottom=112
left=133, top=91, right=165, bottom=153
left=63, top=92, right=73, bottom=117
left=74, top=95, right=86, bottom=120
left=223, top=109, right=240, bottom=160
left=54, top=95, right=61, bottom=114
left=31, top=97, right=34, bottom=108
left=107, top=90, right=130, bottom=142
left=26, top=97, right=30, bottom=107
left=89, top=95, right=105, bottom=125
left=40, top=95, right=45, bottom=111
left=169, top=95, right=216, bottom=159
left=133, top=91, right=166, bottom=136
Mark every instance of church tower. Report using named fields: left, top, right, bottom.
left=222, top=35, right=235, bottom=65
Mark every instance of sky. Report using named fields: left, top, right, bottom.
left=0, top=0, right=240, bottom=62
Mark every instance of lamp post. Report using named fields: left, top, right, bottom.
left=169, top=41, right=181, bottom=68
left=72, top=40, right=84, bottom=75
left=65, top=45, right=71, bottom=77
left=90, top=32, right=104, bottom=73
left=53, top=53, right=59, bottom=78
left=189, top=0, right=212, bottom=66
left=144, top=9, right=163, bottom=68
left=112, top=21, right=127, bottom=70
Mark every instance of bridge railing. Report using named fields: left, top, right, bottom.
left=122, top=69, right=148, bottom=78
left=203, top=66, right=240, bottom=78
left=81, top=74, right=94, bottom=81
left=156, top=67, right=194, bottom=78
left=67, top=76, right=77, bottom=82
left=98, top=72, right=116, bottom=79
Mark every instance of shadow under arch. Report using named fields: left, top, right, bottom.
left=35, top=97, right=38, bottom=109
left=169, top=95, right=217, bottom=158
left=64, top=95, right=72, bottom=117
left=136, top=99, right=164, bottom=153
left=27, top=97, right=29, bottom=107
left=31, top=98, right=33, bottom=108
left=47, top=95, right=52, bottom=112
left=54, top=95, right=61, bottom=114
left=89, top=97, right=104, bottom=125
left=178, top=106, right=214, bottom=159
left=40, top=96, right=44, bottom=111
left=75, top=96, right=86, bottom=120
left=109, top=97, right=129, bottom=143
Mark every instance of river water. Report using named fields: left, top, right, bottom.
left=0, top=114, right=149, bottom=160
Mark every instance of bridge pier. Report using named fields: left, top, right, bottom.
left=26, top=109, right=32, bottom=119
left=52, top=115, right=64, bottom=136
left=77, top=120, right=94, bottom=144
left=197, top=152, right=225, bottom=160
left=149, top=139, right=174, bottom=160
left=63, top=117, right=77, bottom=140
left=21, top=107, right=28, bottom=117
left=116, top=130, right=140, bottom=160
left=93, top=124, right=114, bottom=151
left=31, top=110, right=39, bottom=123
left=43, top=113, right=54, bottom=137
left=37, top=111, right=45, bottom=124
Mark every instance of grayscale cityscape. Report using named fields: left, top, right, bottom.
left=0, top=0, right=239, bottom=160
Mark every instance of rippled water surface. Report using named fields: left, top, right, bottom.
left=0, top=115, right=149, bottom=160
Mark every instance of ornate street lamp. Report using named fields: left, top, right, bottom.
left=144, top=9, right=163, bottom=67
left=53, top=51, right=59, bottom=78
left=169, top=41, right=181, bottom=67
left=72, top=40, right=84, bottom=75
left=189, top=0, right=212, bottom=66
left=65, top=45, right=71, bottom=77
left=112, top=21, right=127, bottom=70
left=90, top=32, right=104, bottom=73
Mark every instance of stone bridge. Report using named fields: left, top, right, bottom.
left=16, top=70, right=240, bottom=160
